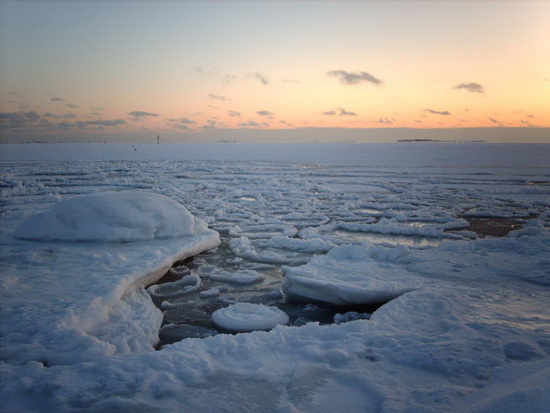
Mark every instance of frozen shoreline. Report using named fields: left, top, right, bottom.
left=1, top=192, right=221, bottom=365
left=1, top=144, right=549, bottom=412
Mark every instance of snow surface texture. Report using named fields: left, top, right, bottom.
left=212, top=303, right=289, bottom=332
left=1, top=143, right=550, bottom=413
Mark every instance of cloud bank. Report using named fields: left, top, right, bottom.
left=0, top=111, right=126, bottom=131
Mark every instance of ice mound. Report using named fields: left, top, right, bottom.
left=14, top=191, right=208, bottom=242
left=283, top=243, right=419, bottom=305
left=212, top=303, right=289, bottom=332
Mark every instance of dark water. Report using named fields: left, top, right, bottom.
left=149, top=236, right=381, bottom=347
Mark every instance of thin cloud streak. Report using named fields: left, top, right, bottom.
left=128, top=111, right=159, bottom=121
left=247, top=72, right=270, bottom=86
left=327, top=70, right=382, bottom=85
left=86, top=119, right=126, bottom=126
left=209, top=93, right=229, bottom=102
left=257, top=110, right=274, bottom=117
left=454, top=83, right=485, bottom=93
left=323, top=107, right=357, bottom=116
left=424, top=109, right=451, bottom=116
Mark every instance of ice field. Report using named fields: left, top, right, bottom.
left=1, top=143, right=550, bottom=412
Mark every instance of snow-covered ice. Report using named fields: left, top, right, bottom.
left=1, top=188, right=220, bottom=365
left=15, top=191, right=207, bottom=242
left=283, top=244, right=416, bottom=305
left=212, top=303, right=289, bottom=332
left=1, top=143, right=549, bottom=412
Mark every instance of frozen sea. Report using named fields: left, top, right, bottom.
left=1, top=142, right=549, bottom=412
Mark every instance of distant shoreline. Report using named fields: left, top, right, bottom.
left=396, top=139, right=486, bottom=143
left=1, top=126, right=549, bottom=145
left=2, top=142, right=549, bottom=166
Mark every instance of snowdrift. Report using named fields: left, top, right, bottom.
left=15, top=191, right=208, bottom=242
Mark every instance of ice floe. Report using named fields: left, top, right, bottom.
left=212, top=302, right=289, bottom=332
left=284, top=243, right=416, bottom=305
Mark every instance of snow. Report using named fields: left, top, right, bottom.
left=212, top=303, right=289, bottom=332
left=1, top=190, right=220, bottom=366
left=283, top=244, right=416, bottom=305
left=15, top=191, right=206, bottom=242
left=1, top=143, right=549, bottom=412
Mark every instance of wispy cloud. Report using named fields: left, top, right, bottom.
left=327, top=70, right=382, bottom=85
left=43, top=112, right=76, bottom=119
left=167, top=117, right=196, bottom=130
left=338, top=107, right=357, bottom=116
left=50, top=97, right=65, bottom=102
left=228, top=110, right=241, bottom=117
left=257, top=110, right=274, bottom=117
left=424, top=109, right=451, bottom=116
left=209, top=93, right=229, bottom=102
left=248, top=72, right=270, bottom=86
left=66, top=104, right=80, bottom=109
left=168, top=117, right=196, bottom=124
left=323, top=107, right=357, bottom=116
left=193, top=66, right=214, bottom=76
left=23, top=111, right=41, bottom=120
left=57, top=120, right=86, bottom=129
left=128, top=111, right=159, bottom=121
left=376, top=117, right=394, bottom=124
left=454, top=82, right=485, bottom=93
left=488, top=117, right=502, bottom=125
left=223, top=74, right=238, bottom=84
left=85, top=119, right=126, bottom=127
left=239, top=120, right=261, bottom=128
left=173, top=124, right=190, bottom=130
left=202, top=119, right=219, bottom=129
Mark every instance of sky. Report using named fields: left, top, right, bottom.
left=1, top=0, right=549, bottom=143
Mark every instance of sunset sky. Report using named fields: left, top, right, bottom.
left=1, top=0, right=549, bottom=143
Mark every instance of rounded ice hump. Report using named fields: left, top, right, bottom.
left=212, top=303, right=289, bottom=333
left=14, top=191, right=209, bottom=242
